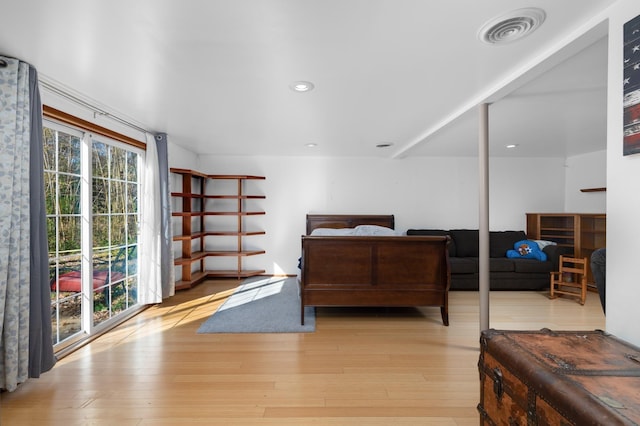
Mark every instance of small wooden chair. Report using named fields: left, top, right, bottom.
left=550, top=255, right=588, bottom=305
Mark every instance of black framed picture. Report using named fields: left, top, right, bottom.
left=624, top=13, right=640, bottom=155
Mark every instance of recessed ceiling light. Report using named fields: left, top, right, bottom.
left=506, top=144, right=519, bottom=149
left=291, top=81, right=315, bottom=92
left=376, top=143, right=394, bottom=148
left=478, top=8, right=546, bottom=45
left=305, top=143, right=317, bottom=148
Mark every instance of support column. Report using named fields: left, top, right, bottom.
left=479, top=103, right=490, bottom=333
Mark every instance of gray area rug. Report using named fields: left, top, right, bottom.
left=197, top=276, right=316, bottom=333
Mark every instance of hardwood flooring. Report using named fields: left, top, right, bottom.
left=1, top=279, right=605, bottom=425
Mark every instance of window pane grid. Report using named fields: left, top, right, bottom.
left=46, top=128, right=83, bottom=345
left=91, top=140, right=139, bottom=327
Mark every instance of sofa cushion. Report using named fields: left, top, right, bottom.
left=490, top=257, right=516, bottom=272
left=450, top=229, right=479, bottom=257
left=449, top=257, right=478, bottom=274
left=513, top=259, right=554, bottom=273
left=490, top=231, right=527, bottom=258
left=407, top=229, right=456, bottom=257
left=543, top=244, right=571, bottom=270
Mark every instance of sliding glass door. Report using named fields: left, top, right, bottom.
left=45, top=122, right=142, bottom=349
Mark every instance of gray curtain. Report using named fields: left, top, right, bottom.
left=155, top=133, right=175, bottom=298
left=28, top=65, right=56, bottom=377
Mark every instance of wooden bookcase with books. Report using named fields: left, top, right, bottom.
left=170, top=168, right=266, bottom=290
left=526, top=213, right=606, bottom=286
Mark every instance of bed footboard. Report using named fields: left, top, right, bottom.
left=299, top=235, right=451, bottom=326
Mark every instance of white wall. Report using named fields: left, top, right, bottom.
left=605, top=0, right=640, bottom=345
left=488, top=157, right=567, bottom=229
left=173, top=155, right=566, bottom=276
left=564, top=150, right=607, bottom=212
left=168, top=141, right=199, bottom=169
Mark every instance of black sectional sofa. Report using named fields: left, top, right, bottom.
left=407, top=229, right=567, bottom=290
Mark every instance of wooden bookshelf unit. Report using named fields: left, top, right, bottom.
left=526, top=213, right=606, bottom=286
left=171, top=168, right=266, bottom=290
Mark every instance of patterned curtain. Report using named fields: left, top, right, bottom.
left=0, top=56, right=55, bottom=392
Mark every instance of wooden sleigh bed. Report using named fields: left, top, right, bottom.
left=299, top=214, right=451, bottom=326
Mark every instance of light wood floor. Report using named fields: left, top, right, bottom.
left=1, top=279, right=605, bottom=425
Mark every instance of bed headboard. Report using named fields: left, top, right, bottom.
left=306, top=214, right=395, bottom=234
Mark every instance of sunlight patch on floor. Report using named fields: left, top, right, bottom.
left=219, top=277, right=286, bottom=311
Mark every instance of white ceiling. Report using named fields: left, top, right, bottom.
left=0, top=0, right=614, bottom=158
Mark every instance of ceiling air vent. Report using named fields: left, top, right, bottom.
left=478, top=8, right=546, bottom=45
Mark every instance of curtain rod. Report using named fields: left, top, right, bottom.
left=38, top=78, right=151, bottom=135
left=44, top=105, right=146, bottom=150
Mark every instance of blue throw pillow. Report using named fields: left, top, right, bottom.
left=506, top=240, right=547, bottom=261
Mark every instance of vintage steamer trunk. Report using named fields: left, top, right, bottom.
left=478, top=329, right=640, bottom=425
